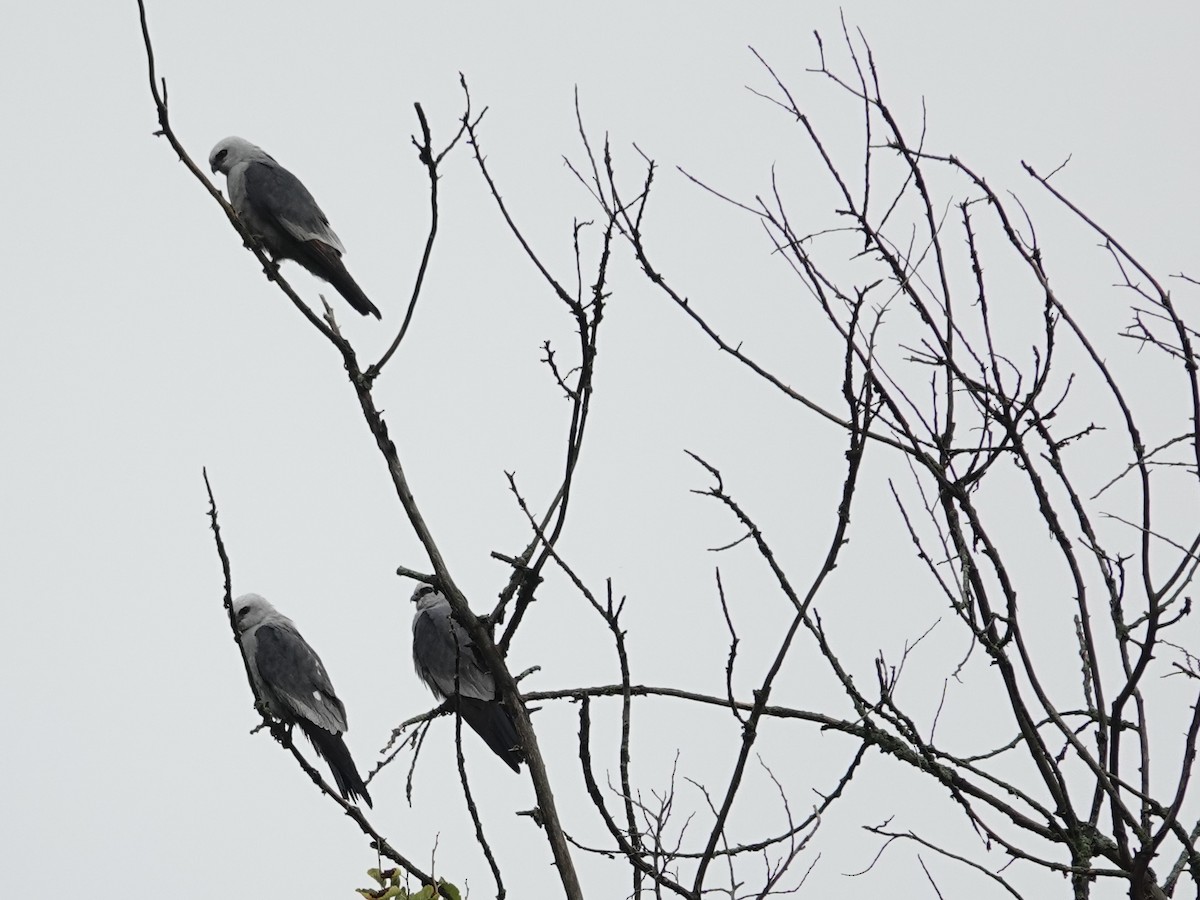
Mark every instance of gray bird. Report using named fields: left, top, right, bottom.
left=233, top=593, right=372, bottom=807
left=208, top=136, right=382, bottom=319
left=411, top=586, right=524, bottom=772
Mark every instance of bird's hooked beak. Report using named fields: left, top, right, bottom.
left=210, top=147, right=229, bottom=175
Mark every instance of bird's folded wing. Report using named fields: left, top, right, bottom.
left=243, top=161, right=346, bottom=254
left=412, top=605, right=497, bottom=702
left=255, top=622, right=348, bottom=734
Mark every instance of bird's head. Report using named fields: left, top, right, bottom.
left=208, top=136, right=265, bottom=175
left=410, top=584, right=444, bottom=611
left=232, top=592, right=276, bottom=633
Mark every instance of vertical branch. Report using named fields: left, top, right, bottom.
left=369, top=100, right=469, bottom=379
left=203, top=467, right=245, bottom=690
left=606, top=579, right=645, bottom=900
left=465, top=98, right=615, bottom=652
left=577, top=696, right=695, bottom=898
left=690, top=365, right=874, bottom=892
left=450, top=629, right=505, bottom=900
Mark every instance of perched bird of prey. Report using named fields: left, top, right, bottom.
left=208, top=136, right=382, bottom=319
left=411, top=585, right=525, bottom=772
left=233, top=593, right=372, bottom=807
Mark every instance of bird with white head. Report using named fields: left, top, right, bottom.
left=208, top=137, right=382, bottom=319
left=410, top=585, right=525, bottom=772
left=232, top=592, right=372, bottom=807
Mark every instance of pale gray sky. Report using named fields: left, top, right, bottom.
left=2, top=3, right=1197, bottom=898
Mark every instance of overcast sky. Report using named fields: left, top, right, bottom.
left=2, top=3, right=1197, bottom=898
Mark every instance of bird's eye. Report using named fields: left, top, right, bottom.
left=215, top=149, right=228, bottom=163
left=236, top=607, right=250, bottom=620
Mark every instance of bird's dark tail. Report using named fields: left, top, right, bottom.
left=298, top=240, right=383, bottom=319
left=457, top=697, right=525, bottom=773
left=326, top=261, right=382, bottom=319
left=299, top=721, right=373, bottom=807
